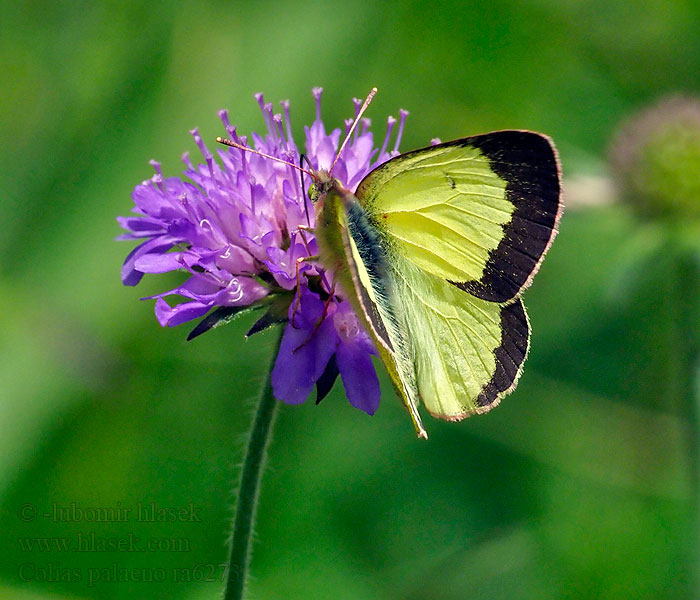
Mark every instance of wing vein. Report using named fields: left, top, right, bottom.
left=444, top=317, right=483, bottom=402
left=389, top=231, right=485, bottom=275
left=412, top=211, right=505, bottom=246
left=394, top=265, right=499, bottom=388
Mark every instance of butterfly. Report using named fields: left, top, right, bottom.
left=219, top=90, right=562, bottom=438
left=310, top=122, right=561, bottom=438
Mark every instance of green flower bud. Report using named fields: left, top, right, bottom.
left=609, top=96, right=700, bottom=220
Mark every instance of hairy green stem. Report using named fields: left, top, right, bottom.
left=223, top=330, right=282, bottom=600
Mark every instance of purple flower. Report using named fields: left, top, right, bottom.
left=118, top=88, right=409, bottom=415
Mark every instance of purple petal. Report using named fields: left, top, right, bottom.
left=271, top=289, right=338, bottom=405
left=336, top=340, right=380, bottom=415
left=116, top=216, right=164, bottom=237
left=211, top=277, right=268, bottom=306
left=215, top=244, right=256, bottom=274
left=134, top=252, right=184, bottom=273
left=332, top=302, right=380, bottom=414
left=314, top=135, right=337, bottom=170
left=130, top=181, right=169, bottom=216
left=154, top=298, right=212, bottom=327
left=180, top=274, right=224, bottom=296
left=141, top=274, right=221, bottom=301
left=264, top=241, right=311, bottom=290
left=121, top=236, right=178, bottom=286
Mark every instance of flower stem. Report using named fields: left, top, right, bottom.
left=224, top=330, right=282, bottom=600
left=676, top=251, right=700, bottom=598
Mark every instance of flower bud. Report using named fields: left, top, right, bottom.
left=609, top=96, right=700, bottom=220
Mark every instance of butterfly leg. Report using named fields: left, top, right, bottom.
left=290, top=254, right=319, bottom=328
left=296, top=225, right=315, bottom=258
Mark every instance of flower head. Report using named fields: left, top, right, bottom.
left=118, top=88, right=409, bottom=414
left=609, top=95, right=700, bottom=220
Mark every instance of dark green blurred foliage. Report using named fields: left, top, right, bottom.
left=2, top=1, right=700, bottom=599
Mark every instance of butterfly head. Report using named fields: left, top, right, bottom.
left=308, top=169, right=343, bottom=206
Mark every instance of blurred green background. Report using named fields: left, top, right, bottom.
left=2, top=1, right=700, bottom=598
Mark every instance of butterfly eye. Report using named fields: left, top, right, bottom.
left=308, top=183, right=318, bottom=202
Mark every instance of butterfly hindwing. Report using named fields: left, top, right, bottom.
left=390, top=254, right=530, bottom=418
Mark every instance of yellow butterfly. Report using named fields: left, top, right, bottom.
left=310, top=118, right=561, bottom=438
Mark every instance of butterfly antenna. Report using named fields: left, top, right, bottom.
left=299, top=153, right=312, bottom=226
left=300, top=154, right=314, bottom=170
left=329, top=87, right=377, bottom=175
left=216, top=136, right=317, bottom=180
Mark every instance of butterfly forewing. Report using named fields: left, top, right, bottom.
left=356, top=130, right=562, bottom=303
